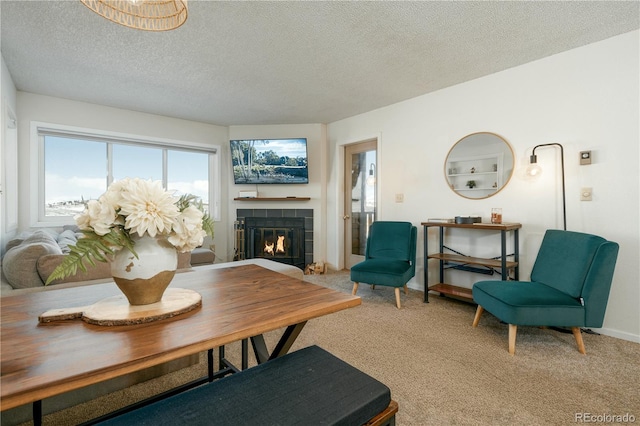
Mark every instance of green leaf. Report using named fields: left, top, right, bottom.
left=202, top=213, right=215, bottom=238
left=44, top=228, right=135, bottom=285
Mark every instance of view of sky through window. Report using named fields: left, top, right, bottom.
left=44, top=136, right=210, bottom=217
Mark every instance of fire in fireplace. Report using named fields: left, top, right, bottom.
left=244, top=217, right=305, bottom=269
left=262, top=233, right=288, bottom=256
left=263, top=235, right=287, bottom=256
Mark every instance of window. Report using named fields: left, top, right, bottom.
left=31, top=122, right=220, bottom=226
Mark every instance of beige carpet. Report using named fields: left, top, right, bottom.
left=24, top=271, right=640, bottom=425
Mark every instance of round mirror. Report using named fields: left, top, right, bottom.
left=445, top=132, right=514, bottom=199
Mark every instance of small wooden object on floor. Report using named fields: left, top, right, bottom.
left=304, top=261, right=326, bottom=275
left=38, top=288, right=202, bottom=326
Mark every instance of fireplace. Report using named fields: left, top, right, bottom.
left=236, top=209, right=313, bottom=270
left=245, top=217, right=305, bottom=268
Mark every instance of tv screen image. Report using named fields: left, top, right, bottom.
left=230, top=138, right=309, bottom=184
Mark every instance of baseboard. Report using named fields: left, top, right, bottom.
left=407, top=283, right=640, bottom=344
left=594, top=327, right=640, bottom=343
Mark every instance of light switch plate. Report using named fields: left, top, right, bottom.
left=580, top=187, right=592, bottom=201
left=580, top=151, right=592, bottom=165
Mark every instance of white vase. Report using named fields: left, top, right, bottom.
left=111, top=235, right=178, bottom=305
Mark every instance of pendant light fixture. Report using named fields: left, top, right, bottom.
left=80, top=0, right=188, bottom=32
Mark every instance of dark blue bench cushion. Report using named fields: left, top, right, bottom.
left=96, top=345, right=391, bottom=426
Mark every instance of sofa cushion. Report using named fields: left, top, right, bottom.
left=6, top=229, right=60, bottom=251
left=5, top=238, right=24, bottom=252
left=38, top=254, right=112, bottom=286
left=177, top=251, right=191, bottom=269
left=2, top=231, right=63, bottom=289
left=40, top=250, right=190, bottom=285
left=56, top=229, right=79, bottom=254
left=190, top=247, right=215, bottom=266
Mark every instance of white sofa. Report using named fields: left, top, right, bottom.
left=1, top=228, right=218, bottom=294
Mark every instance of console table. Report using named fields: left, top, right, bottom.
left=422, top=222, right=521, bottom=302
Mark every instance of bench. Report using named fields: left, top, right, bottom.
left=93, top=345, right=397, bottom=426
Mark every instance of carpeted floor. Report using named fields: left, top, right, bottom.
left=20, top=270, right=640, bottom=425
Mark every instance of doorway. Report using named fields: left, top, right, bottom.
left=344, top=139, right=377, bottom=269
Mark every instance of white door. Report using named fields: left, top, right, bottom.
left=344, top=140, right=377, bottom=269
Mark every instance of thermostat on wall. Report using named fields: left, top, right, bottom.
left=239, top=191, right=257, bottom=198
left=580, top=150, right=592, bottom=165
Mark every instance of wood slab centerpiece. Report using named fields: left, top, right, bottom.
left=39, top=288, right=202, bottom=326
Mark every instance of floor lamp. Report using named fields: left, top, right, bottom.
left=526, top=143, right=567, bottom=231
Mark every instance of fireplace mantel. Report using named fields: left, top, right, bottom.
left=233, top=197, right=311, bottom=201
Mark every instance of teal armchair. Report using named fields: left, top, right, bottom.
left=472, top=230, right=619, bottom=355
left=351, top=221, right=417, bottom=309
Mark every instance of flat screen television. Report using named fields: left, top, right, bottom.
left=230, top=138, right=309, bottom=184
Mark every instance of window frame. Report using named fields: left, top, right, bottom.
left=30, top=121, right=220, bottom=228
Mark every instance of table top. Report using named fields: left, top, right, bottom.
left=0, top=264, right=361, bottom=410
left=421, top=221, right=522, bottom=230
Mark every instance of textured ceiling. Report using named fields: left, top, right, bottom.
left=1, top=1, right=638, bottom=126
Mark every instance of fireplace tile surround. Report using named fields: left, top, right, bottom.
left=236, top=209, right=314, bottom=269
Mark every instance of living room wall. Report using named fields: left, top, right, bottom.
left=1, top=56, right=18, bottom=248
left=326, top=31, right=639, bottom=342
left=3, top=31, right=637, bottom=342
left=227, top=124, right=328, bottom=264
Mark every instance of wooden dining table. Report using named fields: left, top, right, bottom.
left=0, top=264, right=361, bottom=421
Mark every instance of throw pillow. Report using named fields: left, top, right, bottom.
left=38, top=254, right=112, bottom=285
left=2, top=231, right=63, bottom=289
left=56, top=229, right=79, bottom=254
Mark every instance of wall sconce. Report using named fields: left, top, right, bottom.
left=366, top=163, right=376, bottom=186
left=526, top=143, right=566, bottom=230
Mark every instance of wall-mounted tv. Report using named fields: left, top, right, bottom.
left=230, top=138, right=309, bottom=184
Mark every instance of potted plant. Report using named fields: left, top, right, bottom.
left=466, top=180, right=476, bottom=189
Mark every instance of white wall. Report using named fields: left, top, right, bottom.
left=1, top=55, right=18, bottom=249
left=327, top=31, right=640, bottom=342
left=227, top=124, right=328, bottom=262
left=1, top=56, right=17, bottom=109
left=5, top=32, right=638, bottom=342
left=14, top=93, right=230, bottom=258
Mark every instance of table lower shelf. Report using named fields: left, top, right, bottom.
left=428, top=283, right=473, bottom=300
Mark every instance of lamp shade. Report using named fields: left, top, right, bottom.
left=526, top=163, right=542, bottom=177
left=80, top=0, right=188, bottom=31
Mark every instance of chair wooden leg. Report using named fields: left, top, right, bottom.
left=472, top=305, right=484, bottom=327
left=508, top=324, right=517, bottom=355
left=394, top=287, right=401, bottom=309
left=352, top=282, right=359, bottom=295
left=572, top=327, right=586, bottom=355
left=403, top=284, right=408, bottom=295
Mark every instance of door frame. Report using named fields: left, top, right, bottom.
left=343, top=138, right=377, bottom=270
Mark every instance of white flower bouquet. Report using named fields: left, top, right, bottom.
left=46, top=178, right=214, bottom=284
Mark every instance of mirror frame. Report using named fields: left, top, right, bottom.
left=444, top=132, right=515, bottom=200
